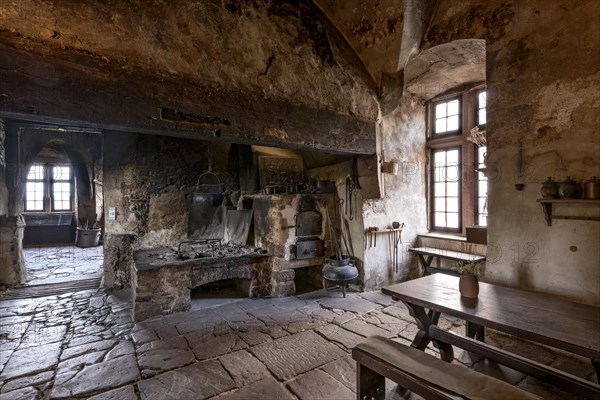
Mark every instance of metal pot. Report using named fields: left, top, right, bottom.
left=583, top=176, right=600, bottom=200
left=558, top=176, right=581, bottom=199
left=323, top=256, right=358, bottom=283
left=315, top=180, right=336, bottom=194
left=540, top=177, right=558, bottom=198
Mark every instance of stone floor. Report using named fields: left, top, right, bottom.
left=23, top=246, right=103, bottom=286
left=0, top=285, right=596, bottom=400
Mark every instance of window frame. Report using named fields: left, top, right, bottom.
left=474, top=146, right=488, bottom=226
left=24, top=164, right=45, bottom=212
left=51, top=165, right=73, bottom=212
left=430, top=95, right=462, bottom=138
left=475, top=89, right=487, bottom=129
left=427, top=84, right=486, bottom=235
left=24, top=163, right=74, bottom=213
left=429, top=146, right=463, bottom=233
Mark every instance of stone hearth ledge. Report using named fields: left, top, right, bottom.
left=132, top=249, right=271, bottom=322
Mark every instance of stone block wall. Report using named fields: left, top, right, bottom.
left=0, top=215, right=25, bottom=286
left=132, top=264, right=192, bottom=322
left=132, top=254, right=271, bottom=321
left=103, top=234, right=135, bottom=290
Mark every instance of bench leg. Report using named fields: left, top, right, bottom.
left=403, top=301, right=454, bottom=362
left=592, top=359, right=600, bottom=380
left=466, top=321, right=485, bottom=341
left=357, top=363, right=385, bottom=400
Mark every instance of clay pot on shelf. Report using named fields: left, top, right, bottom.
left=459, top=275, right=479, bottom=298
left=540, top=177, right=558, bottom=198
left=558, top=176, right=581, bottom=199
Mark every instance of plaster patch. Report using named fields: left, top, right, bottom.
left=533, top=73, right=600, bottom=134
left=263, top=127, right=289, bottom=140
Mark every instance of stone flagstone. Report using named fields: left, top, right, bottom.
left=287, top=368, right=355, bottom=400
left=137, top=336, right=195, bottom=377
left=87, top=385, right=137, bottom=400
left=0, top=341, right=62, bottom=380
left=318, top=296, right=380, bottom=314
left=0, top=386, right=41, bottom=400
left=316, top=324, right=365, bottom=350
left=213, top=376, right=295, bottom=400
left=320, top=356, right=356, bottom=392
left=50, top=354, right=140, bottom=399
left=340, top=318, right=395, bottom=338
left=359, top=291, right=395, bottom=306
left=219, top=350, right=271, bottom=387
left=188, top=333, right=247, bottom=360
left=250, top=330, right=346, bottom=380
left=138, top=359, right=235, bottom=400
left=0, top=371, right=54, bottom=394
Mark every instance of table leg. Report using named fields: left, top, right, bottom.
left=402, top=301, right=454, bottom=362
left=466, top=321, right=485, bottom=341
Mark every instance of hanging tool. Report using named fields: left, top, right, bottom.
left=391, top=222, right=405, bottom=273
left=345, top=176, right=354, bottom=220
left=367, top=227, right=379, bottom=248
left=328, top=217, right=343, bottom=260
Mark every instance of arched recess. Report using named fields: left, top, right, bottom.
left=14, top=128, right=102, bottom=225
left=404, top=39, right=486, bottom=101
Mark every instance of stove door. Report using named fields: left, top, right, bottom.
left=295, top=210, right=322, bottom=237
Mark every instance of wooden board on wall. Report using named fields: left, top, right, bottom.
left=257, top=156, right=304, bottom=188
left=357, top=154, right=382, bottom=199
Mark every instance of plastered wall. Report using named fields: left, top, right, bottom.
left=360, top=97, right=428, bottom=289
left=485, top=1, right=600, bottom=305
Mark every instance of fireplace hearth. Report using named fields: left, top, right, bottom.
left=130, top=192, right=337, bottom=321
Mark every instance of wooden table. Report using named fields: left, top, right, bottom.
left=382, top=274, right=600, bottom=398
left=408, top=246, right=485, bottom=276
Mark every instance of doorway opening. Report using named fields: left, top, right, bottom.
left=20, top=130, right=104, bottom=286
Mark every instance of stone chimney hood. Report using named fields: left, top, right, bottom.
left=0, top=0, right=379, bottom=155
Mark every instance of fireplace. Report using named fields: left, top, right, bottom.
left=131, top=192, right=336, bottom=321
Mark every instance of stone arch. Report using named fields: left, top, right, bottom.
left=14, top=128, right=102, bottom=224
left=404, top=39, right=486, bottom=101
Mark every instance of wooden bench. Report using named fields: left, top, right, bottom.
left=429, top=325, right=600, bottom=400
left=352, top=335, right=542, bottom=400
left=408, top=246, right=485, bottom=276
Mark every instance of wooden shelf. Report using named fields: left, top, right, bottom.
left=536, top=198, right=600, bottom=226
left=537, top=199, right=600, bottom=204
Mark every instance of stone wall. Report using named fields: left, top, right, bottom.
left=0, top=0, right=377, bottom=154
left=0, top=120, right=7, bottom=217
left=426, top=0, right=600, bottom=305
left=103, top=132, right=230, bottom=248
left=103, top=234, right=135, bottom=290
left=0, top=215, right=25, bottom=286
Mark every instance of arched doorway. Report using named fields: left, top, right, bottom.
left=17, top=127, right=104, bottom=286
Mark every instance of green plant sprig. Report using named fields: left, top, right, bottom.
left=455, top=260, right=481, bottom=276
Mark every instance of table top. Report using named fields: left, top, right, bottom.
left=382, top=274, right=600, bottom=360
left=408, top=247, right=486, bottom=262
